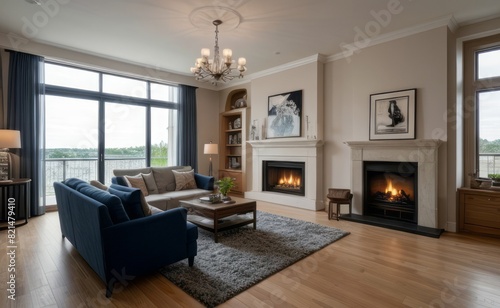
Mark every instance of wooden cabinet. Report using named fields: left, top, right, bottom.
left=458, top=188, right=500, bottom=237
left=219, top=108, right=248, bottom=195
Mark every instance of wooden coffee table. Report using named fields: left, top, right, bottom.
left=180, top=196, right=257, bottom=243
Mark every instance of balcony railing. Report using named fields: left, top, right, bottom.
left=45, top=157, right=147, bottom=198
left=479, top=153, right=500, bottom=177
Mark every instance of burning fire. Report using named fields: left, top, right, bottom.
left=372, top=178, right=411, bottom=204
left=385, top=179, right=400, bottom=198
left=277, top=173, right=301, bottom=189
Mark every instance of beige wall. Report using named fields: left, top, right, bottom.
left=250, top=61, right=324, bottom=141
left=325, top=26, right=451, bottom=229
left=196, top=88, right=220, bottom=175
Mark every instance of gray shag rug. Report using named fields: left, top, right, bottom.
left=159, top=211, right=349, bottom=307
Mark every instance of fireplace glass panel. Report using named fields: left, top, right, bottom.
left=263, top=161, right=305, bottom=196
left=364, top=161, right=418, bottom=223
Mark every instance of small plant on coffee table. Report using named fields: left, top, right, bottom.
left=216, top=177, right=235, bottom=201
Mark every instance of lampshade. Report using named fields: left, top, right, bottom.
left=0, top=130, right=21, bottom=149
left=204, top=143, right=218, bottom=155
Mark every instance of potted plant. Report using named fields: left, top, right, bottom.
left=488, top=174, right=500, bottom=186
left=216, top=177, right=235, bottom=200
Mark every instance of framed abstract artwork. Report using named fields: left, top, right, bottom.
left=266, top=90, right=302, bottom=139
left=369, top=88, right=416, bottom=140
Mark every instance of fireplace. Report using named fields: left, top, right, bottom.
left=263, top=161, right=305, bottom=196
left=246, top=140, right=323, bottom=210
left=345, top=140, right=443, bottom=237
left=364, top=161, right=418, bottom=223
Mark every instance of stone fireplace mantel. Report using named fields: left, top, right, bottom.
left=345, top=139, right=442, bottom=228
left=247, top=139, right=324, bottom=149
left=246, top=139, right=324, bottom=210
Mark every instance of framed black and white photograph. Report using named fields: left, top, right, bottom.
left=369, top=88, right=416, bottom=140
left=267, top=90, right=302, bottom=139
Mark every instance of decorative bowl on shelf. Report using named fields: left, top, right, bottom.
left=233, top=98, right=247, bottom=109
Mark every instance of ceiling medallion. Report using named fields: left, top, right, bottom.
left=189, top=6, right=242, bottom=31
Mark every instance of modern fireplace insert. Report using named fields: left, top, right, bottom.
left=262, top=160, right=305, bottom=196
left=363, top=161, right=418, bottom=223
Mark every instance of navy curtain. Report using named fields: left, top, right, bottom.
left=7, top=51, right=45, bottom=217
left=177, top=85, right=198, bottom=171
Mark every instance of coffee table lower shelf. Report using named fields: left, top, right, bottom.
left=180, top=197, right=257, bottom=243
left=188, top=214, right=254, bottom=232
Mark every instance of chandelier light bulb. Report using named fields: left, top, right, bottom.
left=201, top=48, right=210, bottom=57
left=238, top=57, right=246, bottom=66
left=223, top=49, right=232, bottom=57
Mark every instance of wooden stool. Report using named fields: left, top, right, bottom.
left=327, top=188, right=353, bottom=221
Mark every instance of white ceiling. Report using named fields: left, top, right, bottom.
left=1, top=0, right=500, bottom=77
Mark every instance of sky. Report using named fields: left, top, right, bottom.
left=479, top=90, right=500, bottom=141
left=44, top=63, right=176, bottom=149
left=477, top=49, right=500, bottom=141
left=45, top=96, right=172, bottom=149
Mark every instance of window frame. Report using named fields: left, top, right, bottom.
left=463, top=34, right=500, bottom=180
left=43, top=61, right=179, bottom=191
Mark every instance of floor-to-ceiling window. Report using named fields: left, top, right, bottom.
left=464, top=34, right=500, bottom=180
left=43, top=62, right=178, bottom=205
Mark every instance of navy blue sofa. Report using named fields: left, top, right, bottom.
left=54, top=178, right=198, bottom=297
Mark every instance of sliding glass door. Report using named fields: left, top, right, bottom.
left=151, top=107, right=177, bottom=167
left=45, top=95, right=99, bottom=204
left=104, top=102, right=146, bottom=184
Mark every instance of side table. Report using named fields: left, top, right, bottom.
left=0, top=178, right=31, bottom=230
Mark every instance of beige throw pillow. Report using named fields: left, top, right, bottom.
left=124, top=174, right=149, bottom=196
left=141, top=172, right=159, bottom=194
left=139, top=191, right=152, bottom=216
left=172, top=169, right=197, bottom=191
left=90, top=180, right=108, bottom=191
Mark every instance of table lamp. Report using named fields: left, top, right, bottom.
left=0, top=130, right=21, bottom=181
left=204, top=142, right=218, bottom=176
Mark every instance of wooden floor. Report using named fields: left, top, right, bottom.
left=1, top=201, right=500, bottom=308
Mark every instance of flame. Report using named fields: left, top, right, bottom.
left=385, top=179, right=399, bottom=196
left=278, top=173, right=301, bottom=187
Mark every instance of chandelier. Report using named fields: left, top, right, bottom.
left=190, top=20, right=247, bottom=85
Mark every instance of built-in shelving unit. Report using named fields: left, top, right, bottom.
left=219, top=89, right=248, bottom=195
